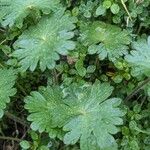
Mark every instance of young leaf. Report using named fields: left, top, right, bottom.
left=12, top=11, right=77, bottom=71
left=125, top=36, right=150, bottom=77
left=75, top=58, right=86, bottom=77
left=0, top=69, right=17, bottom=118
left=80, top=21, right=130, bottom=61
left=0, top=0, right=60, bottom=28
left=110, top=4, right=120, bottom=14
left=20, top=140, right=30, bottom=149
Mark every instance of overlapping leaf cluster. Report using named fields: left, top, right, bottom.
left=0, top=0, right=150, bottom=149
left=25, top=82, right=125, bottom=150
left=0, top=69, right=16, bottom=118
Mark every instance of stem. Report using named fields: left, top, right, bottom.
left=121, top=0, right=132, bottom=21
left=0, top=39, right=6, bottom=45
left=5, top=112, right=29, bottom=127
left=140, top=96, right=147, bottom=107
left=0, top=136, right=22, bottom=142
left=0, top=63, right=4, bottom=68
left=137, top=24, right=142, bottom=35
left=0, top=28, right=5, bottom=32
left=125, top=77, right=150, bottom=101
left=16, top=82, right=27, bottom=96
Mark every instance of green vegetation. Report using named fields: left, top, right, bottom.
left=0, top=0, right=150, bottom=149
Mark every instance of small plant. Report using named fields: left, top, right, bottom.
left=0, top=0, right=150, bottom=149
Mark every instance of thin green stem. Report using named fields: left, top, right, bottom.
left=137, top=24, right=142, bottom=35
left=125, top=77, right=150, bottom=101
left=0, top=39, right=6, bottom=45
left=121, top=0, right=132, bottom=21
left=0, top=62, right=4, bottom=68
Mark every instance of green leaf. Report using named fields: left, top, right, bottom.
left=110, top=4, right=120, bottom=14
left=39, top=146, right=49, bottom=150
left=63, top=82, right=125, bottom=150
left=112, top=75, right=123, bottom=83
left=20, top=140, right=30, bottom=149
left=0, top=45, right=11, bottom=55
left=80, top=21, right=130, bottom=61
left=0, top=68, right=17, bottom=118
left=86, top=65, right=96, bottom=73
left=75, top=58, right=86, bottom=77
left=0, top=0, right=60, bottom=28
left=24, top=86, right=70, bottom=139
left=103, top=0, right=112, bottom=9
left=25, top=82, right=125, bottom=150
left=96, top=5, right=106, bottom=16
left=12, top=10, right=77, bottom=71
left=125, top=36, right=150, bottom=77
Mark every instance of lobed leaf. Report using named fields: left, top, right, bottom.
left=25, top=82, right=125, bottom=150
left=0, top=68, right=17, bottom=118
left=125, top=36, right=150, bottom=77
left=0, top=0, right=60, bottom=28
left=63, top=82, right=124, bottom=150
left=12, top=10, right=77, bottom=71
left=80, top=21, right=131, bottom=61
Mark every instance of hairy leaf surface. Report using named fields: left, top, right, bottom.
left=125, top=36, right=150, bottom=77
left=12, top=11, right=76, bottom=71
left=63, top=82, right=124, bottom=150
left=80, top=21, right=130, bottom=61
left=0, top=69, right=16, bottom=118
left=0, top=0, right=60, bottom=27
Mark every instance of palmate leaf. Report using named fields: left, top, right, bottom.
left=125, top=36, right=150, bottom=77
left=80, top=21, right=130, bottom=61
left=24, top=86, right=71, bottom=139
left=0, top=0, right=60, bottom=28
left=12, top=10, right=77, bottom=72
left=0, top=69, right=16, bottom=118
left=25, top=82, right=125, bottom=150
left=63, top=82, right=124, bottom=150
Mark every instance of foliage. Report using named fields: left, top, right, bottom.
left=80, top=21, right=131, bottom=61
left=25, top=82, right=125, bottom=150
left=0, top=0, right=60, bottom=28
left=0, top=68, right=16, bottom=118
left=0, top=0, right=150, bottom=149
left=125, top=36, right=150, bottom=77
left=12, top=10, right=76, bottom=71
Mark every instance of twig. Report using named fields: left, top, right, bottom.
left=121, top=0, right=132, bottom=21
left=137, top=24, right=142, bottom=35
left=16, top=82, right=27, bottom=96
left=0, top=136, right=22, bottom=142
left=0, top=61, right=27, bottom=96
left=125, top=77, right=150, bottom=101
left=0, top=39, right=7, bottom=45
left=0, top=28, right=5, bottom=32
left=0, top=63, right=4, bottom=68
left=140, top=96, right=147, bottom=107
left=5, top=112, right=29, bottom=127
